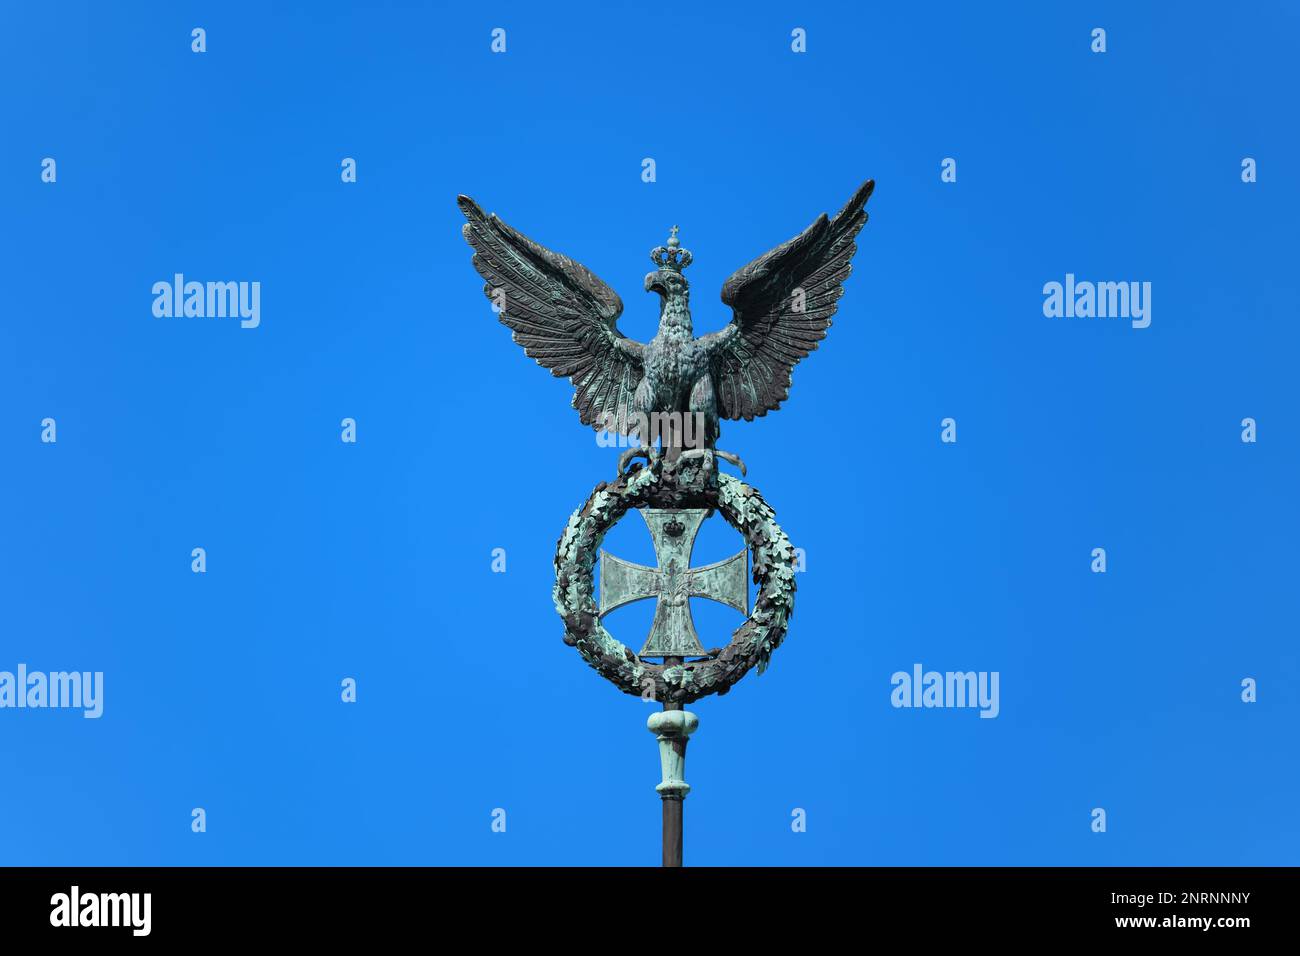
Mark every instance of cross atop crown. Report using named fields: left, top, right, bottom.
left=650, top=225, right=693, bottom=273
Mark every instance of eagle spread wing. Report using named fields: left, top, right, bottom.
left=458, top=195, right=644, bottom=431
left=706, top=179, right=874, bottom=421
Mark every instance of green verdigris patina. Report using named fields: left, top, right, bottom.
left=553, top=453, right=797, bottom=706
left=459, top=177, right=873, bottom=865
left=599, top=507, right=748, bottom=658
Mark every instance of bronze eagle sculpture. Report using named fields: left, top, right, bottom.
left=458, top=179, right=873, bottom=471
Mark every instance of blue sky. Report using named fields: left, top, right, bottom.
left=1, top=1, right=1296, bottom=865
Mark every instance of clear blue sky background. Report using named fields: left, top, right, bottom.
left=1, top=1, right=1296, bottom=866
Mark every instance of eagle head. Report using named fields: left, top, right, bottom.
left=644, top=270, right=688, bottom=297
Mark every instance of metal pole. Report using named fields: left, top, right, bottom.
left=662, top=783, right=684, bottom=867
left=648, top=657, right=697, bottom=868
left=662, top=655, right=683, bottom=869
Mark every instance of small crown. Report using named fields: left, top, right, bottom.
left=664, top=517, right=685, bottom=538
left=650, top=225, right=693, bottom=273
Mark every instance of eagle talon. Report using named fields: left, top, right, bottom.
left=617, top=445, right=656, bottom=477
left=676, top=447, right=744, bottom=477
left=713, top=449, right=747, bottom=477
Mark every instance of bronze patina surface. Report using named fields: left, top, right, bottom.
left=459, top=180, right=873, bottom=865
left=599, top=508, right=747, bottom=658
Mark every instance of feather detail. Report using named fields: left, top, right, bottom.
left=706, top=180, right=873, bottom=421
left=459, top=195, right=643, bottom=431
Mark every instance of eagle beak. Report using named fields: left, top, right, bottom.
left=645, top=272, right=665, bottom=295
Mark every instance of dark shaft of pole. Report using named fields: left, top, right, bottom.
left=662, top=656, right=683, bottom=868
left=662, top=793, right=683, bottom=867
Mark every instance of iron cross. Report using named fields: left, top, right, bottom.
left=599, top=509, right=747, bottom=658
